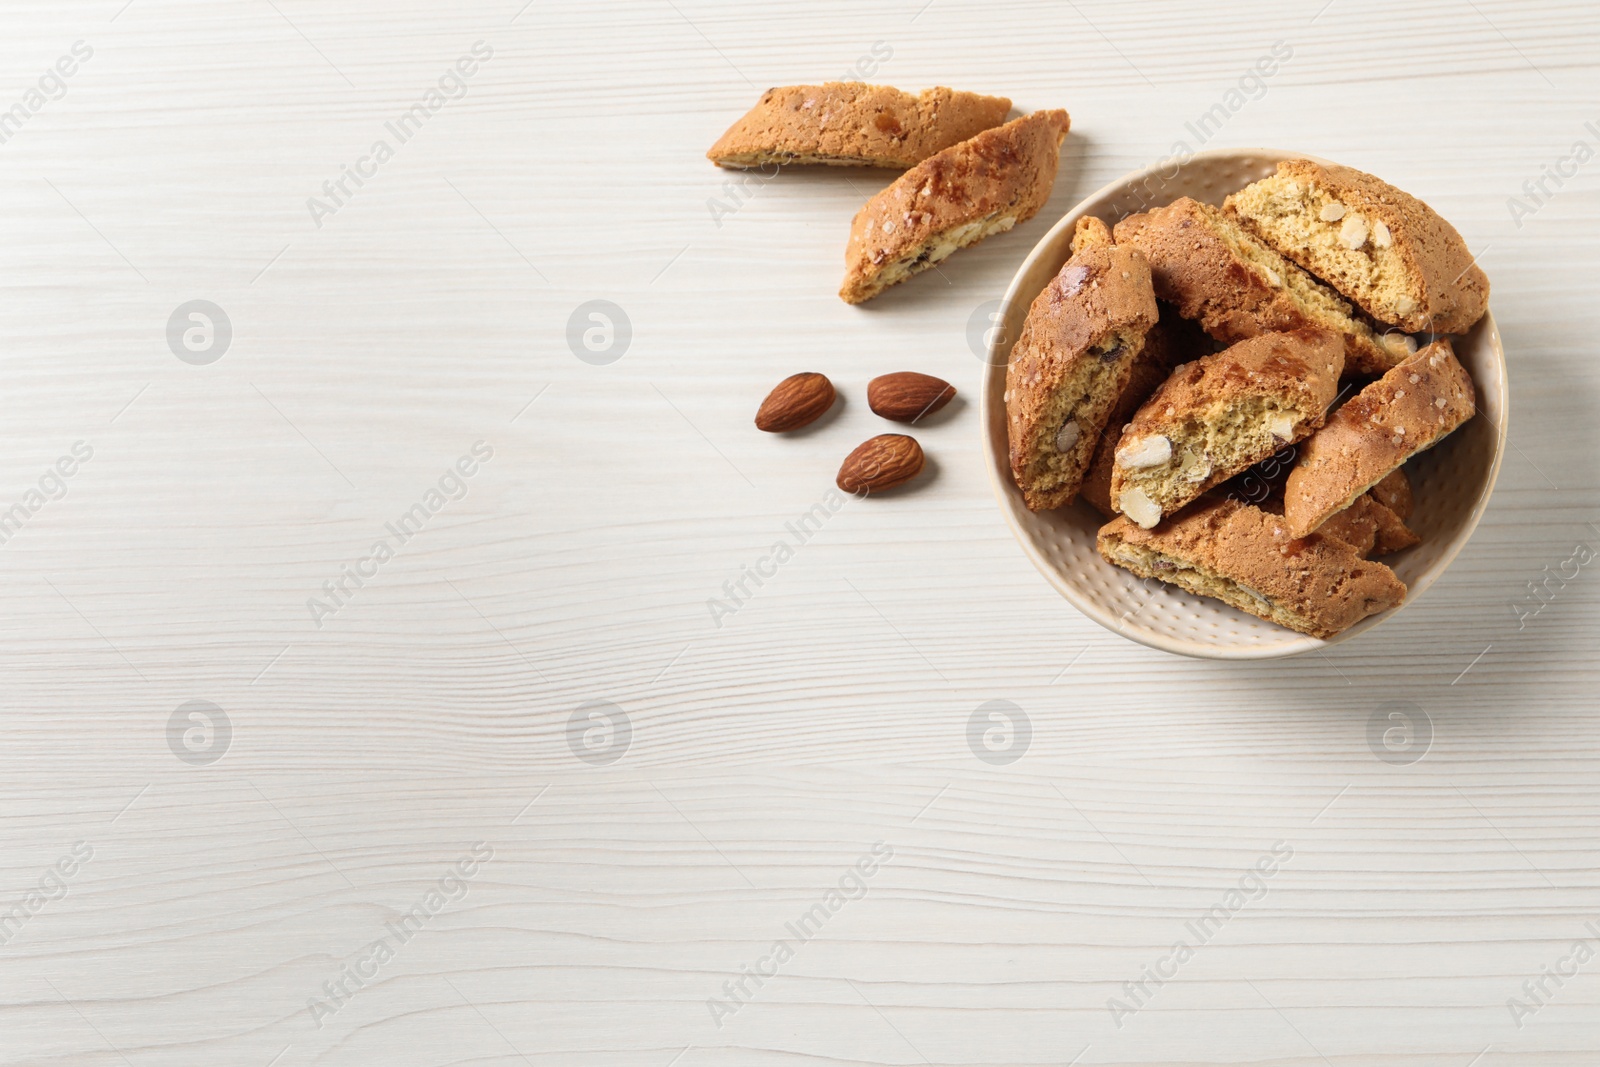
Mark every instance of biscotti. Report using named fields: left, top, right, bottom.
left=1097, top=497, right=1407, bottom=638
left=1005, top=239, right=1158, bottom=510
left=1110, top=328, right=1344, bottom=528
left=708, top=84, right=1012, bottom=170
left=1226, top=160, right=1489, bottom=334
left=1080, top=307, right=1209, bottom=517
left=1070, top=215, right=1113, bottom=254
left=1114, top=197, right=1404, bottom=376
left=840, top=109, right=1071, bottom=303
left=1368, top=495, right=1422, bottom=555
left=1319, top=492, right=1420, bottom=557
left=1317, top=493, right=1381, bottom=555
left=1283, top=340, right=1474, bottom=537
left=1369, top=467, right=1413, bottom=521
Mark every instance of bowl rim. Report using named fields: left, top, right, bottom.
left=979, top=146, right=1509, bottom=660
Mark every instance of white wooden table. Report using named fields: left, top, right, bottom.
left=1, top=1, right=1597, bottom=1064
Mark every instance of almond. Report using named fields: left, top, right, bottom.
left=755, top=372, right=835, bottom=432
left=867, top=371, right=956, bottom=423
left=836, top=434, right=924, bottom=495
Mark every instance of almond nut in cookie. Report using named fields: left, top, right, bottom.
left=836, top=434, right=924, bottom=494
left=867, top=372, right=956, bottom=423
left=1115, top=434, right=1172, bottom=469
left=755, top=372, right=835, bottom=432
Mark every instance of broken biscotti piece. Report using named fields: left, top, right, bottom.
left=1369, top=467, right=1413, bottom=521
left=1318, top=492, right=1421, bottom=557
left=1070, top=215, right=1113, bottom=254
left=1284, top=340, right=1474, bottom=537
left=1005, top=237, right=1159, bottom=510
left=707, top=84, right=1012, bottom=170
left=1225, top=160, right=1490, bottom=334
left=1080, top=306, right=1210, bottom=517
left=1368, top=496, right=1422, bottom=555
left=1315, top=495, right=1380, bottom=555
left=1109, top=328, right=1344, bottom=529
left=1097, top=497, right=1407, bottom=639
left=840, top=109, right=1071, bottom=303
left=1114, top=197, right=1406, bottom=376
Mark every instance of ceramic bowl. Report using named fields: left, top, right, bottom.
left=979, top=148, right=1507, bottom=659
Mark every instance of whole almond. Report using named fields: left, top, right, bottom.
left=868, top=372, right=955, bottom=423
left=836, top=434, right=924, bottom=495
left=756, top=372, right=835, bottom=432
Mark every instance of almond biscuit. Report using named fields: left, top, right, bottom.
left=1115, top=197, right=1405, bottom=376
left=1080, top=305, right=1210, bottom=517
left=1226, top=160, right=1489, bottom=334
left=708, top=84, right=1011, bottom=170
left=1110, top=329, right=1344, bottom=529
left=1283, top=340, right=1474, bottom=537
left=1319, top=493, right=1421, bottom=558
left=840, top=109, right=1071, bottom=303
left=1369, top=467, right=1414, bottom=521
left=1006, top=239, right=1158, bottom=510
left=1097, top=496, right=1407, bottom=639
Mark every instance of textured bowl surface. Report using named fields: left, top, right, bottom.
left=980, top=148, right=1507, bottom=659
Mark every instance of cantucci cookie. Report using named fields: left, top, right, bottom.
left=1005, top=237, right=1158, bottom=510
left=1080, top=307, right=1209, bottom=517
left=1109, top=328, right=1344, bottom=529
left=1284, top=340, right=1474, bottom=537
left=840, top=109, right=1071, bottom=303
left=1097, top=497, right=1407, bottom=638
left=1369, top=496, right=1422, bottom=555
left=1319, top=493, right=1420, bottom=558
left=1070, top=215, right=1113, bottom=254
left=707, top=83, right=1012, bottom=170
left=1317, top=494, right=1382, bottom=555
left=1369, top=467, right=1413, bottom=521
left=1225, top=160, right=1490, bottom=334
left=1114, top=197, right=1405, bottom=376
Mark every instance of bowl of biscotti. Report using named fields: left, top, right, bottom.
left=981, top=150, right=1505, bottom=658
left=701, top=84, right=1503, bottom=657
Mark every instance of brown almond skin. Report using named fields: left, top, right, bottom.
left=756, top=372, right=835, bottom=432
left=867, top=372, right=956, bottom=423
left=836, top=434, right=924, bottom=494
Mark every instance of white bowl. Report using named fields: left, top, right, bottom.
left=980, top=148, right=1507, bottom=659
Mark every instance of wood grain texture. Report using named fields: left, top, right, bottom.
left=1, top=0, right=1598, bottom=1063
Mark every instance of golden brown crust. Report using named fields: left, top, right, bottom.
left=1081, top=307, right=1209, bottom=517
left=1070, top=216, right=1113, bottom=255
left=1114, top=197, right=1400, bottom=376
left=1226, top=160, right=1489, bottom=334
left=708, top=84, right=1011, bottom=170
left=840, top=109, right=1071, bottom=303
left=1108, top=328, right=1345, bottom=527
left=1097, top=497, right=1407, bottom=639
left=1005, top=242, right=1158, bottom=510
left=1369, top=468, right=1414, bottom=521
left=1283, top=340, right=1474, bottom=537
left=1317, top=493, right=1382, bottom=556
left=1368, top=496, right=1422, bottom=555
left=1318, top=493, right=1418, bottom=557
